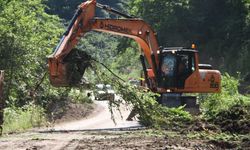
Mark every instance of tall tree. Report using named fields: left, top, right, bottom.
left=0, top=0, right=63, bottom=106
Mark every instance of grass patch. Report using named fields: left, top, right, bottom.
left=3, top=104, right=46, bottom=133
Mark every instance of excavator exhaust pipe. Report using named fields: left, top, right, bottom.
left=48, top=49, right=92, bottom=87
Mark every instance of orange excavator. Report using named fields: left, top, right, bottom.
left=48, top=0, right=221, bottom=109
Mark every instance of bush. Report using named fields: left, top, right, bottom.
left=3, top=104, right=46, bottom=133
left=68, top=88, right=92, bottom=104
left=118, top=84, right=192, bottom=129
left=199, top=73, right=250, bottom=119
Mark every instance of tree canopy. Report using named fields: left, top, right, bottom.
left=0, top=0, right=63, bottom=106
left=130, top=0, right=250, bottom=75
left=45, top=0, right=129, bottom=21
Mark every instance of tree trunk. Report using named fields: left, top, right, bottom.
left=0, top=71, right=4, bottom=135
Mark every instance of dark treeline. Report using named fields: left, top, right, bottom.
left=45, top=0, right=129, bottom=20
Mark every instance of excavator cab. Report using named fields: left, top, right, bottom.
left=158, top=48, right=196, bottom=89
left=155, top=47, right=221, bottom=94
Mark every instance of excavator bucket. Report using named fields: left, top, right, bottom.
left=48, top=49, right=92, bottom=87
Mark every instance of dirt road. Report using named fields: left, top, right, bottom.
left=49, top=100, right=141, bottom=131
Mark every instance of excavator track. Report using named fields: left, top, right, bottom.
left=160, top=94, right=200, bottom=115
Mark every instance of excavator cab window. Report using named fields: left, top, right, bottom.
left=176, top=53, right=193, bottom=88
left=161, top=54, right=176, bottom=77
left=159, top=50, right=196, bottom=89
left=159, top=53, right=177, bottom=88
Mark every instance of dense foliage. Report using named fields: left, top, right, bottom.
left=130, top=0, right=250, bottom=75
left=0, top=0, right=64, bottom=107
left=199, top=73, right=250, bottom=134
left=3, top=104, right=45, bottom=133
left=45, top=0, right=129, bottom=20
left=200, top=73, right=249, bottom=118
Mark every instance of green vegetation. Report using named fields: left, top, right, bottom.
left=68, top=88, right=92, bottom=104
left=200, top=73, right=250, bottom=118
left=130, top=0, right=250, bottom=75
left=3, top=104, right=46, bottom=133
left=98, top=70, right=250, bottom=149
left=96, top=66, right=250, bottom=133
left=0, top=0, right=68, bottom=133
left=187, top=131, right=250, bottom=149
left=0, top=0, right=64, bottom=107
left=45, top=0, right=130, bottom=20
left=110, top=41, right=141, bottom=80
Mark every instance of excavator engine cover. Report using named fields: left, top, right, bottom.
left=49, top=49, right=92, bottom=87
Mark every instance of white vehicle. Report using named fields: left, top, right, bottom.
left=94, top=84, right=115, bottom=101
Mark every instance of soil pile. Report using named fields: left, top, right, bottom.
left=212, top=105, right=250, bottom=134
left=46, top=98, right=94, bottom=124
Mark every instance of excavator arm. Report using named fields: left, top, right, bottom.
left=48, top=0, right=160, bottom=87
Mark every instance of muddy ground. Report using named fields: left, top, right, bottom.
left=1, top=128, right=249, bottom=150
left=0, top=130, right=228, bottom=150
